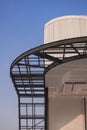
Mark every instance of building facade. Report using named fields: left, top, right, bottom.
left=10, top=16, right=87, bottom=130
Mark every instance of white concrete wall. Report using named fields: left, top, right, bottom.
left=46, top=59, right=87, bottom=130
left=48, top=95, right=85, bottom=130
left=44, top=16, right=87, bottom=43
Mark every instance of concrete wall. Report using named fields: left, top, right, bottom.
left=44, top=16, right=87, bottom=130
left=48, top=95, right=85, bottom=130
left=46, top=59, right=87, bottom=130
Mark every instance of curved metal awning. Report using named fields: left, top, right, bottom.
left=10, top=36, right=87, bottom=96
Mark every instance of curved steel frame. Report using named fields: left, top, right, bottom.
left=10, top=36, right=87, bottom=130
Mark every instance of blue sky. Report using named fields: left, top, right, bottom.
left=0, top=0, right=87, bottom=130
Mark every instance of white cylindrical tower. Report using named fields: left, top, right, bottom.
left=44, top=15, right=87, bottom=43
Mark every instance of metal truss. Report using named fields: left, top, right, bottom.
left=10, top=36, right=87, bottom=130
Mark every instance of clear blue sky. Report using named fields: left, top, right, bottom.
left=0, top=0, right=87, bottom=130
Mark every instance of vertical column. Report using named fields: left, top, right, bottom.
left=45, top=87, right=48, bottom=130
left=18, top=96, right=21, bottom=130
left=83, top=97, right=87, bottom=130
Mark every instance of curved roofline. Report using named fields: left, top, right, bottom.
left=10, top=36, right=87, bottom=71
left=45, top=15, right=87, bottom=27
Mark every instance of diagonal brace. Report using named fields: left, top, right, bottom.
left=34, top=52, right=62, bottom=63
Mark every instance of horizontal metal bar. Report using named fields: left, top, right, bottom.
left=20, top=115, right=45, bottom=119
left=17, top=63, right=45, bottom=68
left=15, top=84, right=44, bottom=88
left=18, top=89, right=45, bottom=92
left=18, top=93, right=45, bottom=97
left=20, top=103, right=45, bottom=105
left=12, top=73, right=44, bottom=77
